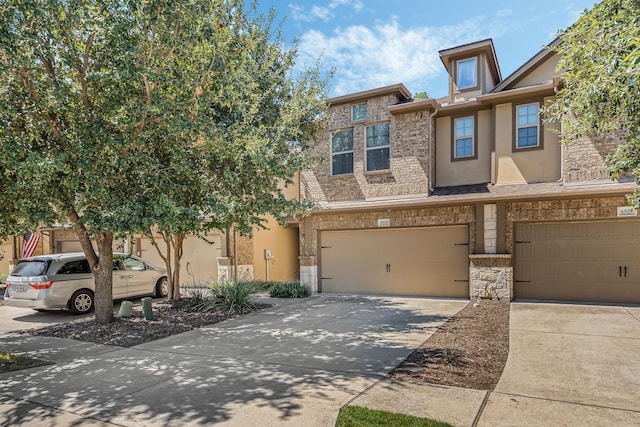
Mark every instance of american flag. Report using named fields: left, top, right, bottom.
left=22, top=229, right=40, bottom=258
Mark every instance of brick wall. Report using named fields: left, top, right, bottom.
left=300, top=204, right=476, bottom=261
left=303, top=94, right=431, bottom=202
left=563, top=117, right=627, bottom=183
left=505, top=196, right=627, bottom=252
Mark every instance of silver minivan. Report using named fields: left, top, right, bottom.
left=4, top=252, right=168, bottom=314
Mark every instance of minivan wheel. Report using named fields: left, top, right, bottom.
left=69, top=290, right=94, bottom=315
left=155, top=277, right=168, bottom=298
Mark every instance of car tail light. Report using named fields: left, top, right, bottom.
left=29, top=281, right=54, bottom=289
left=5, top=282, right=10, bottom=288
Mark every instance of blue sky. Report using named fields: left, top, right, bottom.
left=256, top=0, right=597, bottom=99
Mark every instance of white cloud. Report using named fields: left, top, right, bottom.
left=288, top=3, right=313, bottom=22
left=289, top=1, right=365, bottom=23
left=296, top=17, right=492, bottom=97
left=311, top=5, right=332, bottom=21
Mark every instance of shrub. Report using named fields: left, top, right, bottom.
left=183, top=287, right=211, bottom=309
left=210, top=281, right=261, bottom=314
left=0, top=274, right=6, bottom=284
left=189, top=281, right=261, bottom=314
left=269, top=281, right=310, bottom=298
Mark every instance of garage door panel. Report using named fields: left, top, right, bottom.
left=515, top=221, right=640, bottom=304
left=321, top=226, right=469, bottom=298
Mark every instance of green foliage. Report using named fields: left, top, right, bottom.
left=188, top=281, right=260, bottom=314
left=0, top=274, right=6, bottom=284
left=183, top=286, right=212, bottom=307
left=414, top=91, right=429, bottom=99
left=0, top=0, right=330, bottom=315
left=336, top=406, right=453, bottom=427
left=269, top=281, right=310, bottom=298
left=0, top=352, right=53, bottom=373
left=545, top=0, right=640, bottom=202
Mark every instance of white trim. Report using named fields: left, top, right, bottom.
left=454, top=116, right=474, bottom=158
left=516, top=102, right=540, bottom=149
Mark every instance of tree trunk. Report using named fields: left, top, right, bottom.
left=94, top=233, right=114, bottom=324
left=171, top=234, right=184, bottom=300
left=67, top=211, right=114, bottom=324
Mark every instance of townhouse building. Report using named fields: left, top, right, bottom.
left=299, top=38, right=639, bottom=304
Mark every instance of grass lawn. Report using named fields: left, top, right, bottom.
left=336, top=405, right=453, bottom=427
left=0, top=352, right=52, bottom=373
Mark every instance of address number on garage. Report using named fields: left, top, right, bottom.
left=617, top=207, right=638, bottom=217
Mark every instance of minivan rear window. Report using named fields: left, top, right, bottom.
left=11, top=260, right=49, bottom=277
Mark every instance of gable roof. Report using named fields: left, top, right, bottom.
left=439, top=39, right=502, bottom=85
left=326, top=83, right=411, bottom=106
left=491, top=37, right=561, bottom=93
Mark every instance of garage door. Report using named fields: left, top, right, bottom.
left=320, top=226, right=469, bottom=297
left=515, top=221, right=640, bottom=303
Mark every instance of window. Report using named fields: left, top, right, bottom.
left=331, top=129, right=354, bottom=175
left=56, top=260, right=90, bottom=274
left=366, top=123, right=390, bottom=172
left=456, top=58, right=477, bottom=90
left=352, top=103, right=367, bottom=121
left=516, top=103, right=539, bottom=148
left=123, top=258, right=146, bottom=271
left=454, top=117, right=474, bottom=158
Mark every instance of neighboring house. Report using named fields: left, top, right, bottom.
left=0, top=175, right=301, bottom=284
left=299, top=37, right=639, bottom=305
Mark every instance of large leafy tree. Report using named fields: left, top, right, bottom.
left=547, top=0, right=640, bottom=198
left=0, top=0, right=328, bottom=322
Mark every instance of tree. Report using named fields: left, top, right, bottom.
left=131, top=6, right=328, bottom=300
left=546, top=0, right=640, bottom=199
left=0, top=0, right=328, bottom=321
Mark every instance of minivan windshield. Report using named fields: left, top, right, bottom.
left=11, top=260, right=49, bottom=277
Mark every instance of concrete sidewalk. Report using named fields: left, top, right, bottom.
left=351, top=302, right=640, bottom=426
left=2, top=299, right=639, bottom=426
left=0, top=295, right=466, bottom=426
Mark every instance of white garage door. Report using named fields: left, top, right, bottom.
left=515, top=220, right=640, bottom=303
left=320, top=226, right=469, bottom=297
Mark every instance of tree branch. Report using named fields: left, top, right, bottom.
left=79, top=33, right=94, bottom=110
left=67, top=210, right=99, bottom=270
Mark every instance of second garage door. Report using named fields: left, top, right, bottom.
left=515, top=220, right=640, bottom=304
left=320, top=226, right=469, bottom=297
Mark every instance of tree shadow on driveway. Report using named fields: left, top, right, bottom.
left=0, top=295, right=465, bottom=426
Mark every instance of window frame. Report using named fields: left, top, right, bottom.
left=330, top=128, right=354, bottom=176
left=365, top=122, right=391, bottom=173
left=512, top=100, right=544, bottom=152
left=451, top=115, right=478, bottom=161
left=351, top=103, right=367, bottom=122
left=455, top=57, right=479, bottom=91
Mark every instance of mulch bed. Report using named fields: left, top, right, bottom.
left=27, top=300, right=271, bottom=348
left=389, top=299, right=510, bottom=390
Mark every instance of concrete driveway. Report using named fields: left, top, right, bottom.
left=0, top=295, right=466, bottom=426
left=0, top=305, right=91, bottom=335
left=478, top=302, right=640, bottom=426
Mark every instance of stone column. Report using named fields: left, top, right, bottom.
left=469, top=254, right=512, bottom=300
left=299, top=256, right=317, bottom=293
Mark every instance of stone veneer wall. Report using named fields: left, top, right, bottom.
left=469, top=255, right=512, bottom=300
left=505, top=196, right=628, bottom=253
left=563, top=126, right=627, bottom=183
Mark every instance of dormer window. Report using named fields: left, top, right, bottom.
left=456, top=57, right=477, bottom=90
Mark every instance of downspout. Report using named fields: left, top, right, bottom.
left=554, top=79, right=565, bottom=184
left=429, top=103, right=440, bottom=193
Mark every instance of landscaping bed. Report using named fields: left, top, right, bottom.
left=389, top=299, right=510, bottom=390
left=27, top=299, right=271, bottom=348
